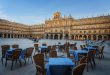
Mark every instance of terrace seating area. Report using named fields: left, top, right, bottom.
left=0, top=39, right=110, bottom=75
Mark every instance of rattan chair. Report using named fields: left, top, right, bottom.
left=73, top=47, right=77, bottom=50
left=72, top=63, right=86, bottom=75
left=98, top=46, right=105, bottom=59
left=47, top=46, right=51, bottom=52
left=80, top=45, right=83, bottom=50
left=12, top=44, right=19, bottom=48
left=5, top=49, right=22, bottom=70
left=1, top=45, right=10, bottom=65
left=33, top=54, right=45, bottom=75
left=51, top=46, right=56, bottom=51
left=83, top=45, right=86, bottom=48
left=36, top=65, right=43, bottom=75
left=25, top=47, right=34, bottom=63
left=86, top=51, right=94, bottom=71
left=49, top=51, right=57, bottom=58
left=79, top=56, right=87, bottom=64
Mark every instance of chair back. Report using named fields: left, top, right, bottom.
left=100, top=46, right=104, bottom=53
left=33, top=54, right=44, bottom=70
left=42, top=43, right=47, bottom=46
left=65, top=47, right=70, bottom=57
left=48, top=46, right=51, bottom=50
left=46, top=46, right=51, bottom=53
left=49, top=51, right=57, bottom=58
left=12, top=44, right=19, bottom=48
left=1, top=45, right=10, bottom=57
left=33, top=54, right=45, bottom=75
left=12, top=49, right=21, bottom=59
left=36, top=65, right=43, bottom=75
left=86, top=51, right=93, bottom=62
left=80, top=45, right=83, bottom=50
left=51, top=46, right=56, bottom=51
left=26, top=47, right=34, bottom=57
left=73, top=47, right=77, bottom=50
left=79, top=56, right=87, bottom=64
left=83, top=45, right=86, bottom=48
left=72, top=63, right=86, bottom=75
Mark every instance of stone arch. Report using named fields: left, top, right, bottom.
left=8, top=34, right=10, bottom=38
left=46, top=34, right=48, bottom=39
left=88, top=35, right=91, bottom=40
left=98, top=35, right=102, bottom=40
left=50, top=34, right=53, bottom=39
left=108, top=35, right=110, bottom=40
left=104, top=35, right=107, bottom=40
left=4, top=33, right=7, bottom=38
left=71, top=35, right=74, bottom=40
left=83, top=35, right=87, bottom=40
left=60, top=34, right=63, bottom=39
left=54, top=34, right=58, bottom=39
left=93, top=35, right=96, bottom=40
left=0, top=33, right=2, bottom=38
left=75, top=35, right=78, bottom=40
left=79, top=35, right=82, bottom=40
left=65, top=34, right=69, bottom=39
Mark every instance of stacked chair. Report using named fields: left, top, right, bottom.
left=12, top=44, right=19, bottom=48
left=5, top=48, right=22, bottom=70
left=1, top=45, right=10, bottom=65
left=49, top=51, right=57, bottom=58
left=24, top=47, right=34, bottom=64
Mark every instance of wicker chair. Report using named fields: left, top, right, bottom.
left=98, top=46, right=105, bottom=59
left=51, top=46, right=56, bottom=51
left=47, top=46, right=51, bottom=52
left=80, top=45, right=83, bottom=50
left=49, top=51, right=57, bottom=58
left=1, top=45, right=10, bottom=65
left=25, top=47, right=34, bottom=63
left=36, top=65, right=43, bottom=75
left=86, top=51, right=94, bottom=71
left=72, top=63, right=86, bottom=75
left=12, top=44, right=19, bottom=48
left=83, top=45, right=86, bottom=48
left=5, top=49, right=22, bottom=70
left=33, top=54, right=45, bottom=75
left=42, top=43, right=47, bottom=46
left=66, top=47, right=73, bottom=59
left=79, top=56, right=87, bottom=64
left=73, top=47, right=77, bottom=50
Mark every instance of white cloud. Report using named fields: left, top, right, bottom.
left=0, top=5, right=15, bottom=22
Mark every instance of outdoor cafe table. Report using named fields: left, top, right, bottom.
left=73, top=50, right=88, bottom=61
left=85, top=46, right=98, bottom=51
left=46, top=58, right=75, bottom=75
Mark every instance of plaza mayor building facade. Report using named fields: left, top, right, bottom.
left=0, top=12, right=110, bottom=40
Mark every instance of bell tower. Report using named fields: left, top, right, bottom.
left=53, top=11, right=61, bottom=19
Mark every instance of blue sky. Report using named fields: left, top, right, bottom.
left=0, top=0, right=110, bottom=25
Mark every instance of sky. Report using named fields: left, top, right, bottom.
left=0, top=0, right=110, bottom=25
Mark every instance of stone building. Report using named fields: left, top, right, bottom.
left=0, top=19, right=30, bottom=38
left=0, top=12, right=110, bottom=40
left=29, top=24, right=44, bottom=39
